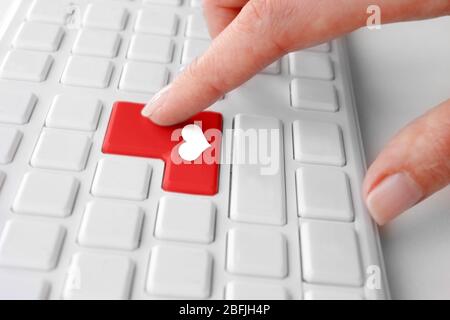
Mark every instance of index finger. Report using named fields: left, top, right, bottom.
left=142, top=0, right=292, bottom=125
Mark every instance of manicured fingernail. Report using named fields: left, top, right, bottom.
left=366, top=172, right=423, bottom=225
left=141, top=85, right=171, bottom=118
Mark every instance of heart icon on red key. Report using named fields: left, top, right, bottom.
left=178, top=124, right=211, bottom=162
left=102, top=102, right=223, bottom=195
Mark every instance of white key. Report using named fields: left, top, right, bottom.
left=31, top=129, right=92, bottom=171
left=289, top=51, right=334, bottom=80
left=72, top=29, right=121, bottom=58
left=46, top=95, right=102, bottom=131
left=227, top=228, right=288, bottom=278
left=119, top=62, right=168, bottom=94
left=13, top=22, right=64, bottom=51
left=27, top=0, right=67, bottom=24
left=0, top=90, right=37, bottom=124
left=307, top=42, right=331, bottom=53
left=155, top=196, right=216, bottom=244
left=261, top=60, right=281, bottom=75
left=181, top=39, right=210, bottom=64
left=0, top=219, right=65, bottom=270
left=230, top=114, right=285, bottom=225
left=127, top=34, right=174, bottom=63
left=146, top=245, right=212, bottom=298
left=290, top=79, right=338, bottom=112
left=83, top=3, right=128, bottom=31
left=61, top=56, right=114, bottom=88
left=91, top=158, right=152, bottom=201
left=63, top=252, right=134, bottom=300
left=304, top=286, right=363, bottom=300
left=135, top=9, right=178, bottom=36
left=300, top=220, right=363, bottom=286
left=293, top=120, right=345, bottom=166
left=0, top=127, right=22, bottom=164
left=296, top=167, right=354, bottom=222
left=0, top=50, right=53, bottom=82
left=225, top=281, right=289, bottom=300
left=0, top=274, right=49, bottom=300
left=13, top=171, right=79, bottom=217
left=144, top=0, right=182, bottom=6
left=78, top=201, right=143, bottom=250
left=190, top=0, right=202, bottom=7
left=185, top=13, right=210, bottom=39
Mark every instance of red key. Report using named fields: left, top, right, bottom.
left=102, top=102, right=223, bottom=195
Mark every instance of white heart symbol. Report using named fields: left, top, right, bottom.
left=178, top=124, right=211, bottom=161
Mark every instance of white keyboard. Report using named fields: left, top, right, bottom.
left=0, top=0, right=390, bottom=300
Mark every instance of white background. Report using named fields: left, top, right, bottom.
left=0, top=0, right=449, bottom=299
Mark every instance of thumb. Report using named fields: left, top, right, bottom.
left=363, top=99, right=450, bottom=225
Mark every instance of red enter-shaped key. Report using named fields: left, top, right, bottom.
left=102, top=102, right=223, bottom=195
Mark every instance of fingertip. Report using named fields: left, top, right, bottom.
left=147, top=111, right=180, bottom=127
left=141, top=84, right=172, bottom=119
left=365, top=194, right=389, bottom=226
left=140, top=105, right=152, bottom=118
left=146, top=93, right=208, bottom=126
left=364, top=172, right=423, bottom=225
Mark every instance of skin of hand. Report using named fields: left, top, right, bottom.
left=141, top=0, right=450, bottom=225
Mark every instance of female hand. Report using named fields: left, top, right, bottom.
left=141, top=0, right=450, bottom=225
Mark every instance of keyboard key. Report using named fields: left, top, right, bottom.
left=0, top=127, right=22, bottom=164
left=0, top=219, right=65, bottom=270
left=300, top=220, right=363, bottom=286
left=226, top=228, right=287, bottom=278
left=225, top=281, right=289, bottom=300
left=61, top=56, right=114, bottom=88
left=72, top=29, right=121, bottom=58
left=155, top=196, right=215, bottom=243
left=0, top=50, right=53, bottom=82
left=290, top=78, right=338, bottom=112
left=181, top=39, right=210, bottom=64
left=144, top=0, right=182, bottom=6
left=13, top=171, right=79, bottom=217
left=296, top=167, right=354, bottom=222
left=135, top=9, right=178, bottom=36
left=146, top=245, right=212, bottom=298
left=91, top=158, right=152, bottom=201
left=261, top=60, right=281, bottom=75
left=127, top=34, right=174, bottom=63
left=83, top=3, right=128, bottom=31
left=230, top=114, right=285, bottom=225
left=289, top=51, right=334, bottom=80
left=0, top=274, right=49, bottom=300
left=78, top=201, right=143, bottom=250
left=0, top=90, right=37, bottom=124
left=119, top=62, right=168, bottom=93
left=304, top=286, right=363, bottom=300
left=293, top=120, right=345, bottom=166
left=31, top=129, right=92, bottom=171
left=63, top=252, right=134, bottom=300
left=185, top=13, right=210, bottom=39
left=27, top=0, right=67, bottom=24
left=46, top=95, right=102, bottom=131
left=102, top=102, right=222, bottom=195
left=13, top=22, right=64, bottom=51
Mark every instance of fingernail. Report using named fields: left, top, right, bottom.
left=366, top=172, right=423, bottom=225
left=141, top=85, right=171, bottom=118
